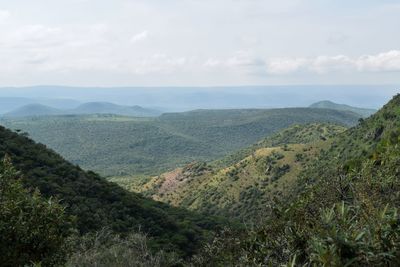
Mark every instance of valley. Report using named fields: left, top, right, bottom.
left=122, top=123, right=346, bottom=221
left=0, top=106, right=360, bottom=177
left=3, top=94, right=400, bottom=266
left=2, top=1, right=399, bottom=265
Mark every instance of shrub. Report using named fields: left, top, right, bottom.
left=67, top=229, right=181, bottom=267
left=0, top=156, right=75, bottom=266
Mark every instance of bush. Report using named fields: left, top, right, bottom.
left=0, top=156, right=75, bottom=266
left=67, top=229, right=182, bottom=267
left=309, top=203, right=400, bottom=266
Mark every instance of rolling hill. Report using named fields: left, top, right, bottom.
left=194, top=94, right=400, bottom=266
left=0, top=97, right=81, bottom=114
left=3, top=101, right=161, bottom=118
left=4, top=103, right=64, bottom=117
left=309, top=100, right=376, bottom=117
left=120, top=123, right=346, bottom=220
left=0, top=108, right=361, bottom=176
left=71, top=102, right=161, bottom=117
left=0, top=123, right=227, bottom=256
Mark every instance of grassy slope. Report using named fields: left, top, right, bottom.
left=0, top=124, right=227, bottom=256
left=294, top=94, right=400, bottom=198
left=191, top=94, right=400, bottom=266
left=119, top=123, right=346, bottom=221
left=247, top=93, right=400, bottom=264
left=0, top=108, right=360, bottom=177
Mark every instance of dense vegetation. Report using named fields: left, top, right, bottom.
left=0, top=157, right=73, bottom=266
left=191, top=94, right=400, bottom=265
left=0, top=107, right=360, bottom=176
left=0, top=124, right=228, bottom=258
left=3, top=95, right=399, bottom=266
left=121, top=123, right=346, bottom=221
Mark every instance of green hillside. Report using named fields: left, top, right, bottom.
left=0, top=108, right=360, bottom=177
left=309, top=100, right=376, bottom=117
left=0, top=124, right=227, bottom=257
left=119, top=123, right=346, bottom=221
left=193, top=95, right=400, bottom=266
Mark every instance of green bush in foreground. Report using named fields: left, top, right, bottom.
left=0, top=156, right=74, bottom=267
left=67, top=228, right=182, bottom=267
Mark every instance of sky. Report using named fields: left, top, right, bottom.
left=0, top=0, right=399, bottom=87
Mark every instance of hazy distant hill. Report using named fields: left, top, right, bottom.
left=3, top=102, right=162, bottom=118
left=71, top=102, right=161, bottom=117
left=0, top=97, right=81, bottom=114
left=309, top=100, right=376, bottom=117
left=0, top=85, right=396, bottom=111
left=4, top=104, right=63, bottom=117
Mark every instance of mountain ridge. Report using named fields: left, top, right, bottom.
left=309, top=100, right=376, bottom=117
left=4, top=101, right=161, bottom=118
left=0, top=124, right=226, bottom=256
left=1, top=108, right=361, bottom=176
left=114, top=123, right=347, bottom=220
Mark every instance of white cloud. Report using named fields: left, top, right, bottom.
left=204, top=58, right=221, bottom=67
left=129, top=54, right=186, bottom=74
left=0, top=1, right=399, bottom=85
left=356, top=50, right=400, bottom=72
left=0, top=9, right=10, bottom=22
left=130, top=31, right=148, bottom=44
left=0, top=25, right=65, bottom=49
left=266, top=58, right=307, bottom=74
left=204, top=51, right=263, bottom=70
left=265, top=51, right=400, bottom=75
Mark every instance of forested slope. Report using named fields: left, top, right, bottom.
left=194, top=94, right=400, bottom=266
left=0, top=108, right=360, bottom=176
left=124, top=123, right=346, bottom=221
left=0, top=125, right=226, bottom=256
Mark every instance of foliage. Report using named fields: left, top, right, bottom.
left=191, top=94, right=400, bottom=265
left=0, top=108, right=359, bottom=176
left=67, top=228, right=182, bottom=267
left=0, top=157, right=74, bottom=267
left=0, top=125, right=227, bottom=257
left=134, top=123, right=344, bottom=221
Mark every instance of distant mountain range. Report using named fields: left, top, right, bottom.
left=309, top=100, right=376, bottom=117
left=3, top=102, right=162, bottom=117
left=0, top=85, right=397, bottom=111
left=1, top=107, right=361, bottom=176
left=2, top=99, right=375, bottom=119
left=0, top=97, right=81, bottom=114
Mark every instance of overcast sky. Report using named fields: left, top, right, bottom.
left=0, top=0, right=399, bottom=86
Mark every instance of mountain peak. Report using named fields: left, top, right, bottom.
left=309, top=100, right=376, bottom=117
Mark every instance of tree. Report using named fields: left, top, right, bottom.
left=0, top=156, right=75, bottom=266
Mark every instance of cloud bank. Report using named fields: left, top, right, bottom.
left=0, top=0, right=399, bottom=86
left=266, top=51, right=400, bottom=75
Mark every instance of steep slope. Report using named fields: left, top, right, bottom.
left=310, top=100, right=376, bottom=117
left=4, top=104, right=63, bottom=117
left=126, top=123, right=346, bottom=220
left=202, top=94, right=400, bottom=265
left=1, top=108, right=360, bottom=176
left=0, top=125, right=226, bottom=256
left=296, top=94, right=400, bottom=200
